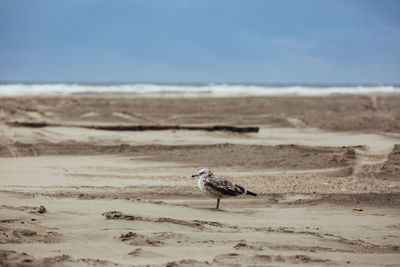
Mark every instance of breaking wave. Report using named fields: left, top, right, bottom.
left=0, top=83, right=399, bottom=97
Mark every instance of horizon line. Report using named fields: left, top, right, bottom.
left=1, top=81, right=399, bottom=87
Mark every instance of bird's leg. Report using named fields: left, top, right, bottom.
left=216, top=197, right=220, bottom=209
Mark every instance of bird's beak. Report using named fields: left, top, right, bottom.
left=191, top=174, right=199, bottom=178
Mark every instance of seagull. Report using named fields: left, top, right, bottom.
left=191, top=169, right=257, bottom=209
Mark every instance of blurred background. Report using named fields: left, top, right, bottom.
left=1, top=0, right=399, bottom=84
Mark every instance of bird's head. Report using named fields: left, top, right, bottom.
left=191, top=168, right=212, bottom=178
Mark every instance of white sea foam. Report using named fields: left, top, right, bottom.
left=0, top=83, right=398, bottom=97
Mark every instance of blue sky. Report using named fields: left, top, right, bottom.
left=0, top=0, right=399, bottom=83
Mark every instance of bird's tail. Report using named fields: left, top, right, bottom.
left=246, top=190, right=257, bottom=196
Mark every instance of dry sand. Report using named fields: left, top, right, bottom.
left=0, top=95, right=400, bottom=266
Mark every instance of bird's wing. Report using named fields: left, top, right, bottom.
left=204, top=176, right=245, bottom=196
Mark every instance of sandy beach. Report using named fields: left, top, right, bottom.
left=1, top=94, right=400, bottom=266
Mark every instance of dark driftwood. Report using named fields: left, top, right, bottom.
left=6, top=121, right=259, bottom=133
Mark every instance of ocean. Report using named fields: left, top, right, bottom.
left=0, top=83, right=399, bottom=97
